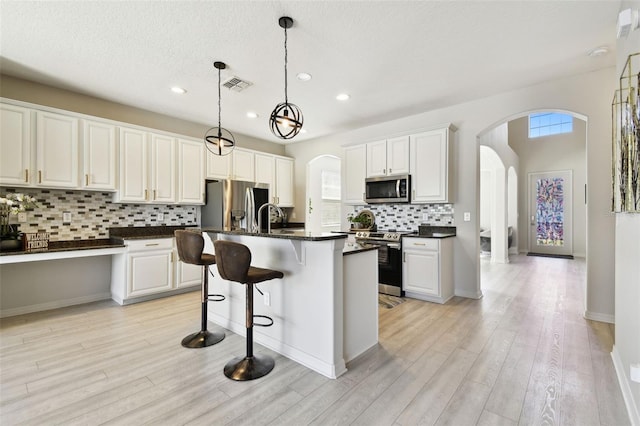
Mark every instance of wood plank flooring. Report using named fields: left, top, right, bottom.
left=0, top=255, right=630, bottom=425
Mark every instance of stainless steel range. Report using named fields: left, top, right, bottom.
left=355, top=230, right=409, bottom=296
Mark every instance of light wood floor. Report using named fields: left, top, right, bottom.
left=0, top=255, right=630, bottom=425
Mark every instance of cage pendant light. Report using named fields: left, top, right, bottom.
left=269, top=16, right=304, bottom=140
left=205, top=61, right=235, bottom=156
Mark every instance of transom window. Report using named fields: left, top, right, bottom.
left=529, top=112, right=573, bottom=138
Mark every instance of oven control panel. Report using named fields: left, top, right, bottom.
left=355, top=231, right=403, bottom=241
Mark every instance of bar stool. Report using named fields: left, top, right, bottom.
left=175, top=230, right=225, bottom=348
left=213, top=240, right=284, bottom=381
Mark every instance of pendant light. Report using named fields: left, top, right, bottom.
left=204, top=61, right=235, bottom=156
left=269, top=16, right=304, bottom=140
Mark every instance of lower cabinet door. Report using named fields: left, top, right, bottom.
left=128, top=250, right=173, bottom=297
left=403, top=249, right=439, bottom=296
left=176, top=259, right=202, bottom=288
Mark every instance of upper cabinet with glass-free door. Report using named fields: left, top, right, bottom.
left=410, top=126, right=455, bottom=203
left=0, top=103, right=32, bottom=186
left=366, top=136, right=410, bottom=178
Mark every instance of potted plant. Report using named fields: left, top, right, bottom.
left=347, top=212, right=372, bottom=229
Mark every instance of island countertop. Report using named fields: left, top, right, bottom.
left=200, top=227, right=348, bottom=242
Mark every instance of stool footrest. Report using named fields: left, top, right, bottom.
left=208, top=294, right=225, bottom=302
left=253, top=314, right=274, bottom=327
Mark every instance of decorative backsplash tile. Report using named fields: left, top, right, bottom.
left=350, top=203, right=454, bottom=231
left=1, top=187, right=197, bottom=241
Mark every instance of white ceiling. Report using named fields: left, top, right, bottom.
left=0, top=1, right=619, bottom=144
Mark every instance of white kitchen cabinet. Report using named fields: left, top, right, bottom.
left=274, top=156, right=294, bottom=207
left=206, top=148, right=232, bottom=179
left=366, top=136, right=409, bottom=177
left=177, top=138, right=204, bottom=204
left=343, top=144, right=367, bottom=204
left=176, top=257, right=203, bottom=288
left=410, top=126, right=454, bottom=203
left=402, top=237, right=453, bottom=304
left=36, top=111, right=79, bottom=188
left=111, top=237, right=201, bottom=304
left=232, top=148, right=255, bottom=182
left=255, top=153, right=275, bottom=188
left=0, top=104, right=32, bottom=186
left=116, top=128, right=176, bottom=203
left=149, top=133, right=176, bottom=203
left=82, top=119, right=117, bottom=190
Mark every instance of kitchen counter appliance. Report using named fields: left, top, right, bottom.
left=355, top=230, right=410, bottom=296
left=365, top=174, right=410, bottom=204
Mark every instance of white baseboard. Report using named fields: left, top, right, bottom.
left=0, top=292, right=112, bottom=318
left=584, top=310, right=615, bottom=324
left=611, top=345, right=639, bottom=426
left=455, top=289, right=483, bottom=299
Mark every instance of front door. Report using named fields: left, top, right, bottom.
left=528, top=170, right=573, bottom=256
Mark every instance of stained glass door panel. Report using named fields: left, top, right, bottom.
left=529, top=171, right=573, bottom=256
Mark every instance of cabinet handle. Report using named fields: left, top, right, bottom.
left=171, top=252, right=175, bottom=262
left=403, top=252, right=406, bottom=262
left=145, top=243, right=159, bottom=247
left=153, top=190, right=156, bottom=200
left=25, top=169, right=29, bottom=183
left=85, top=174, right=89, bottom=186
left=383, top=168, right=386, bottom=174
left=414, top=243, right=426, bottom=246
left=389, top=168, right=392, bottom=174
left=145, top=189, right=148, bottom=201
left=38, top=170, right=42, bottom=183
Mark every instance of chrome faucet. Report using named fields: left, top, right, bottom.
left=256, top=203, right=284, bottom=233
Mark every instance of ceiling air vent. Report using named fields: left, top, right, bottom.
left=222, top=76, right=253, bottom=92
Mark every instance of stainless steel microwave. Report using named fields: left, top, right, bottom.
left=365, top=174, right=411, bottom=203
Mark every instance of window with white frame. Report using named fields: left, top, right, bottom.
left=321, top=170, right=341, bottom=226
left=529, top=112, right=573, bottom=138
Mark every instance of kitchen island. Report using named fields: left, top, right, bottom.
left=201, top=228, right=378, bottom=379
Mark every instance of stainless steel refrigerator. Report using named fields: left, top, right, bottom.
left=201, top=179, right=269, bottom=232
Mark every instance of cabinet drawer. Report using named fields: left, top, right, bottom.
left=403, top=238, right=439, bottom=250
left=127, top=238, right=174, bottom=252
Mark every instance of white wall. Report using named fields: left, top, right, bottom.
left=509, top=116, right=587, bottom=257
left=613, top=1, right=640, bottom=423
left=285, top=65, right=615, bottom=313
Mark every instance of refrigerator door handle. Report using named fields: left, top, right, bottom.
left=246, top=187, right=257, bottom=233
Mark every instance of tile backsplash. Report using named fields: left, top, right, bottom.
left=350, top=203, right=454, bottom=231
left=2, top=187, right=197, bottom=241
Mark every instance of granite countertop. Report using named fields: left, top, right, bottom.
left=108, top=225, right=196, bottom=240
left=0, top=238, right=125, bottom=257
left=200, top=227, right=348, bottom=242
left=403, top=225, right=457, bottom=239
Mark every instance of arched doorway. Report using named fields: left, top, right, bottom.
left=305, top=155, right=341, bottom=234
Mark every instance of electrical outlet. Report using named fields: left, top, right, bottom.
left=463, top=212, right=471, bottom=222
left=422, top=213, right=429, bottom=221
left=157, top=213, right=164, bottom=221
left=62, top=212, right=72, bottom=223
left=17, top=212, right=27, bottom=222
left=291, top=212, right=296, bottom=219
left=264, top=292, right=271, bottom=306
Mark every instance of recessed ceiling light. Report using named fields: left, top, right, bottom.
left=171, top=87, right=187, bottom=94
left=336, top=93, right=350, bottom=101
left=588, top=46, right=609, bottom=57
left=246, top=112, right=259, bottom=119
left=297, top=72, right=312, bottom=81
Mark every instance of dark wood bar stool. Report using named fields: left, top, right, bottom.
left=213, top=240, right=284, bottom=381
left=175, top=230, right=225, bottom=348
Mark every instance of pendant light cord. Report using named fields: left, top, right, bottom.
left=284, top=25, right=288, bottom=105
left=218, top=66, right=222, bottom=130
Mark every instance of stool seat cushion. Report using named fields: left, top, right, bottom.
left=214, top=240, right=284, bottom=284
left=247, top=266, right=284, bottom=284
left=175, top=230, right=216, bottom=266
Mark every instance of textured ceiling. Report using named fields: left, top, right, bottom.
left=0, top=1, right=619, bottom=144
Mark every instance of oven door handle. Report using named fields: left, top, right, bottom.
left=387, top=243, right=401, bottom=249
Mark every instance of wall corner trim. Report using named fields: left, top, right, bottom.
left=611, top=345, right=640, bottom=426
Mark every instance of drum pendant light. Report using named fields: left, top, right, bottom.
left=269, top=16, right=304, bottom=140
left=204, top=61, right=235, bottom=156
